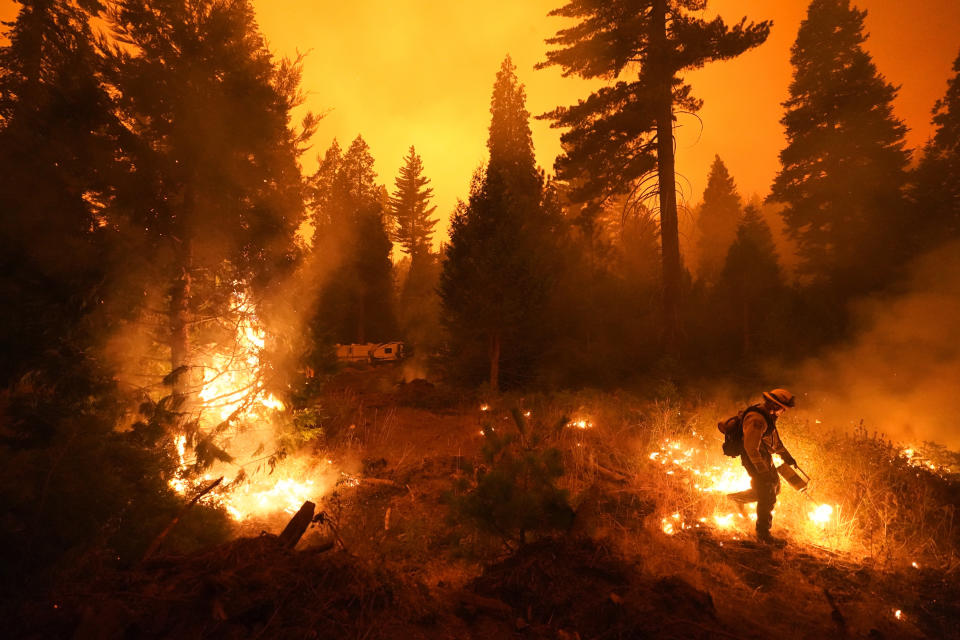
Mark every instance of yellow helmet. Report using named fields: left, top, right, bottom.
left=762, top=388, right=795, bottom=410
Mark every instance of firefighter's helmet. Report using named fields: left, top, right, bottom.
left=762, top=388, right=796, bottom=410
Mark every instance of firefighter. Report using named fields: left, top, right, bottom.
left=731, top=388, right=797, bottom=546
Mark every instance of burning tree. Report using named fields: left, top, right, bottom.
left=99, top=0, right=328, bottom=519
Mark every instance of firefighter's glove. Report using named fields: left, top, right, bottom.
left=781, top=452, right=797, bottom=467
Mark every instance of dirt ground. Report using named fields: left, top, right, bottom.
left=19, top=365, right=960, bottom=639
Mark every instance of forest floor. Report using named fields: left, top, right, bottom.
left=19, top=364, right=960, bottom=639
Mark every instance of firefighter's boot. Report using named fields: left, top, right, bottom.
left=757, top=531, right=787, bottom=547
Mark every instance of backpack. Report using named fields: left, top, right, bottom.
left=717, top=405, right=773, bottom=458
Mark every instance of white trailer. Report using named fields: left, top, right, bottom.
left=335, top=342, right=405, bottom=363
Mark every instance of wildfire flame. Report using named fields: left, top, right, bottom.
left=168, top=292, right=332, bottom=521
left=808, top=503, right=834, bottom=526
left=649, top=430, right=847, bottom=548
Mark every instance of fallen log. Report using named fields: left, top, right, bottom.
left=278, top=500, right=315, bottom=549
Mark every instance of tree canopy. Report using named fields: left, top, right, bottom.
left=769, top=0, right=910, bottom=294
left=389, top=145, right=438, bottom=259
left=538, top=0, right=770, bottom=347
left=695, top=155, right=743, bottom=285
left=440, top=57, right=554, bottom=390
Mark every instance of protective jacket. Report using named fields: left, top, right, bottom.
left=741, top=407, right=790, bottom=474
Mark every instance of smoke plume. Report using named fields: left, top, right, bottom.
left=789, top=240, right=960, bottom=448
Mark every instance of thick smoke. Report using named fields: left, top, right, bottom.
left=789, top=240, right=960, bottom=448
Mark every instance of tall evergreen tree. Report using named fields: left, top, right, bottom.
left=0, top=2, right=233, bottom=583
left=311, top=135, right=396, bottom=345
left=0, top=0, right=122, bottom=387
left=308, top=139, right=343, bottom=233
left=694, top=155, right=742, bottom=285
left=440, top=57, right=553, bottom=390
left=769, top=0, right=910, bottom=294
left=102, top=0, right=316, bottom=460
left=717, top=205, right=784, bottom=355
left=538, top=0, right=770, bottom=348
left=390, top=145, right=437, bottom=258
left=912, top=49, right=960, bottom=248
left=335, top=135, right=380, bottom=217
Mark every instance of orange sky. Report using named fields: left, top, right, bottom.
left=2, top=1, right=959, bottom=237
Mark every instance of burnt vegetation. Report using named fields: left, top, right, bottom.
left=1, top=0, right=960, bottom=639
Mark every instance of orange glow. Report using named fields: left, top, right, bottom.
left=2, top=1, right=956, bottom=231
left=248, top=0, right=960, bottom=237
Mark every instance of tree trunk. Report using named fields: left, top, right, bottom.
left=356, top=290, right=366, bottom=344
left=489, top=330, right=501, bottom=392
left=169, top=239, right=193, bottom=400
left=742, top=298, right=751, bottom=354
left=652, top=0, right=683, bottom=353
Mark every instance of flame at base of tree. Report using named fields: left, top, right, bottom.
left=166, top=291, right=333, bottom=522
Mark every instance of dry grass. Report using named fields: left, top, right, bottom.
left=31, top=382, right=960, bottom=639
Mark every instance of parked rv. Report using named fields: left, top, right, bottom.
left=335, top=342, right=405, bottom=364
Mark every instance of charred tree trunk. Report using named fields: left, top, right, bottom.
left=278, top=500, right=315, bottom=549
left=652, top=0, right=683, bottom=352
left=489, top=330, right=501, bottom=392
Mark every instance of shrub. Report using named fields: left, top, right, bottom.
left=448, top=408, right=574, bottom=547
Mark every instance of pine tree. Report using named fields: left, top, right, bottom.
left=0, top=0, right=121, bottom=386
left=310, top=135, right=396, bottom=344
left=912, top=48, right=960, bottom=247
left=390, top=145, right=438, bottom=258
left=695, top=156, right=743, bottom=285
left=309, top=139, right=343, bottom=233
left=440, top=57, right=552, bottom=390
left=770, top=0, right=910, bottom=294
left=0, top=2, right=233, bottom=581
left=538, top=0, right=770, bottom=348
left=336, top=135, right=380, bottom=218
left=104, top=0, right=315, bottom=389
left=717, top=205, right=783, bottom=354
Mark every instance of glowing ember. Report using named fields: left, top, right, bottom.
left=224, top=476, right=318, bottom=521
left=900, top=446, right=949, bottom=475
left=808, top=503, right=834, bottom=526
left=713, top=513, right=735, bottom=528
left=894, top=609, right=903, bottom=620
left=480, top=404, right=490, bottom=412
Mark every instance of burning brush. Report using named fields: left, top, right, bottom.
left=649, top=431, right=847, bottom=548
left=166, top=291, right=334, bottom=522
